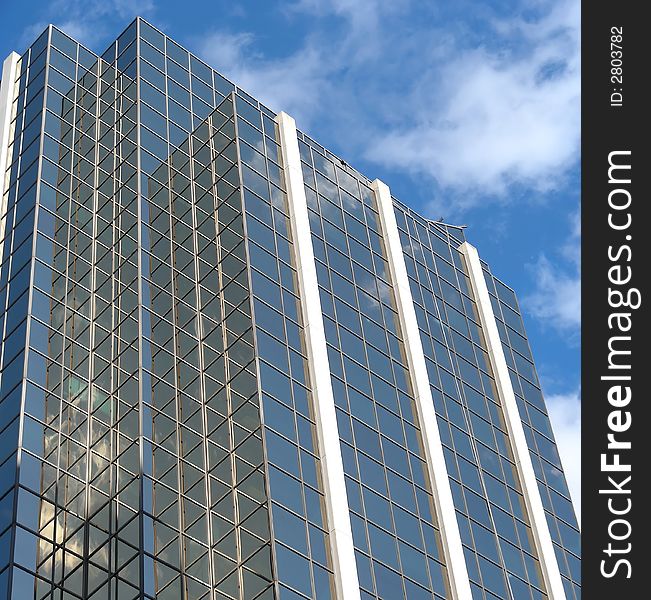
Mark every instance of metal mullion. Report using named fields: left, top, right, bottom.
left=46, top=24, right=79, bottom=592
left=166, top=137, right=186, bottom=597
left=80, top=50, right=101, bottom=600
left=154, top=44, right=186, bottom=594
left=233, top=92, right=279, bottom=599
left=135, top=20, right=149, bottom=598
left=188, top=112, right=217, bottom=599
left=217, top=109, right=241, bottom=596
left=110, top=54, right=124, bottom=599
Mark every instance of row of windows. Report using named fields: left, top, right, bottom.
left=395, top=204, right=549, bottom=599
left=298, top=131, right=453, bottom=599
left=487, top=277, right=577, bottom=508
left=483, top=267, right=580, bottom=599
left=234, top=101, right=337, bottom=599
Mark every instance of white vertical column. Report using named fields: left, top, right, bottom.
left=0, top=52, right=20, bottom=264
left=275, top=111, right=361, bottom=600
left=372, top=179, right=472, bottom=600
left=459, top=241, right=566, bottom=600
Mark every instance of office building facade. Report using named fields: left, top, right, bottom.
left=0, top=19, right=580, bottom=600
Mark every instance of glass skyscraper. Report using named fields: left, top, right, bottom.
left=0, top=18, right=580, bottom=600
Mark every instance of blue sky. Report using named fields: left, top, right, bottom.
left=0, top=0, right=581, bottom=514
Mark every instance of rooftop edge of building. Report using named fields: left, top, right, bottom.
left=10, top=17, right=508, bottom=281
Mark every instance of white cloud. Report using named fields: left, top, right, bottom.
left=23, top=0, right=156, bottom=49
left=367, top=0, right=580, bottom=204
left=197, top=32, right=331, bottom=127
left=545, top=388, right=581, bottom=522
left=369, top=51, right=578, bottom=194
left=562, top=208, right=581, bottom=265
left=524, top=255, right=580, bottom=331
left=190, top=0, right=579, bottom=212
left=523, top=210, right=580, bottom=332
left=288, top=0, right=411, bottom=58
left=24, top=0, right=580, bottom=212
